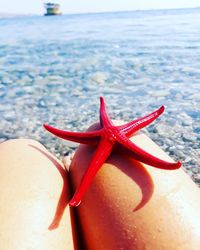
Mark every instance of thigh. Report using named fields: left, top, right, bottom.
left=0, top=139, right=74, bottom=250
left=70, top=130, right=200, bottom=250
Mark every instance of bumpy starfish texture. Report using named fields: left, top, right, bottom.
left=44, top=97, right=181, bottom=207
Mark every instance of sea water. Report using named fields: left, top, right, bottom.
left=0, top=8, right=199, bottom=182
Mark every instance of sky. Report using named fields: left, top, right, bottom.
left=0, top=0, right=200, bottom=15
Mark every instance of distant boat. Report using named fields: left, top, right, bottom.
left=44, top=2, right=62, bottom=16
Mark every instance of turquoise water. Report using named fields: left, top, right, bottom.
left=0, top=8, right=200, bottom=180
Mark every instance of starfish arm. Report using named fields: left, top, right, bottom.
left=69, top=138, right=114, bottom=207
left=117, top=134, right=181, bottom=170
left=43, top=124, right=102, bottom=144
left=118, top=106, right=164, bottom=137
left=100, top=96, right=113, bottom=127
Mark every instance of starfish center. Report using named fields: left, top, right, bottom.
left=103, top=127, right=118, bottom=143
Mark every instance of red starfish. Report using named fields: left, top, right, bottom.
left=44, top=97, right=181, bottom=207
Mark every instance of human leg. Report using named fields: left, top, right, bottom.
left=69, top=123, right=200, bottom=250
left=0, top=139, right=75, bottom=250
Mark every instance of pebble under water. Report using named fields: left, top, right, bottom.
left=0, top=8, right=200, bottom=185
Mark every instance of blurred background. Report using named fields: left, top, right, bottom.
left=1, top=0, right=200, bottom=15
left=0, top=0, right=199, bottom=184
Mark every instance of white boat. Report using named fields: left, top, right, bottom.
left=44, top=2, right=62, bottom=16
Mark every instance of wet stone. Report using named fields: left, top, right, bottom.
left=193, top=174, right=200, bottom=185
left=0, top=138, right=7, bottom=143
left=182, top=134, right=197, bottom=142
left=90, top=72, right=107, bottom=84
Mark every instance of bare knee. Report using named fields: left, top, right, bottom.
left=0, top=138, right=56, bottom=169
left=0, top=138, right=45, bottom=151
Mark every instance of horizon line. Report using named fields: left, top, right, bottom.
left=0, top=6, right=199, bottom=18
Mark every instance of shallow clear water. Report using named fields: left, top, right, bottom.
left=0, top=8, right=200, bottom=182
